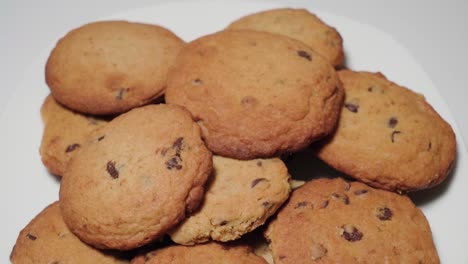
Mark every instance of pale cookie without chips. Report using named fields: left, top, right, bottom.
left=40, top=95, right=108, bottom=176
left=316, top=70, right=456, bottom=192
left=46, top=21, right=185, bottom=115
left=166, top=30, right=344, bottom=160
left=227, top=8, right=344, bottom=67
left=10, top=202, right=128, bottom=264
left=60, top=104, right=213, bottom=250
left=131, top=242, right=268, bottom=264
left=169, top=156, right=291, bottom=245
left=265, top=178, right=439, bottom=264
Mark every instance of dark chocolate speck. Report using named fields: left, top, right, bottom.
left=26, top=233, right=37, bottom=241
left=391, top=131, right=402, bottom=143
left=344, top=102, right=359, bottom=113
left=65, top=143, right=80, bottom=153
left=297, top=50, right=312, bottom=61
left=388, top=117, right=398, bottom=128
left=106, top=161, right=119, bottom=179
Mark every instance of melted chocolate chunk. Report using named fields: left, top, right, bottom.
left=65, top=143, right=80, bottom=153
left=344, top=102, right=359, bottom=113
left=106, top=161, right=119, bottom=179
left=376, top=207, right=393, bottom=221
left=297, top=50, right=312, bottom=61
left=251, top=178, right=268, bottom=188
left=331, top=193, right=349, bottom=205
left=219, top=220, right=228, bottom=226
left=26, top=233, right=37, bottom=241
left=388, top=117, right=398, bottom=128
left=341, top=225, right=363, bottom=242
left=97, top=135, right=105, bottom=141
left=391, top=131, right=402, bottom=143
left=172, top=137, right=184, bottom=154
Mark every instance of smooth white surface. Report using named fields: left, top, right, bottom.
left=1, top=0, right=467, bottom=262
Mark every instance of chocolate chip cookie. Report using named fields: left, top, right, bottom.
left=132, top=242, right=268, bottom=264
left=46, top=21, right=185, bottom=114
left=10, top=201, right=128, bottom=264
left=227, top=8, right=344, bottom=67
left=40, top=95, right=109, bottom=176
left=59, top=104, right=212, bottom=250
left=316, top=70, right=456, bottom=192
left=265, top=178, right=440, bottom=263
left=165, top=30, right=344, bottom=159
left=169, top=156, right=290, bottom=245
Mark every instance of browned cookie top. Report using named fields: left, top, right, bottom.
left=316, top=70, right=456, bottom=192
left=166, top=30, right=344, bottom=160
left=169, top=156, right=291, bottom=245
left=59, top=104, right=212, bottom=250
left=132, top=242, right=268, bottom=264
left=265, top=178, right=440, bottom=264
left=40, top=95, right=109, bottom=176
left=228, top=8, right=344, bottom=67
left=46, top=21, right=185, bottom=115
left=10, top=202, right=128, bottom=264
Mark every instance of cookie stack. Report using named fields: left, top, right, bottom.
left=11, top=8, right=455, bottom=264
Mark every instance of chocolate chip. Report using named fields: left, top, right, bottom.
left=165, top=157, right=182, bottom=170
left=26, top=233, right=37, bottom=241
left=65, top=143, right=80, bottom=153
left=297, top=50, right=312, bottom=61
left=376, top=207, right=393, bottom=221
left=97, top=135, right=105, bottom=141
left=354, top=189, right=368, bottom=195
left=341, top=225, right=363, bottom=242
left=320, top=200, right=329, bottom=209
left=344, top=102, right=359, bottom=113
left=192, top=78, right=203, bottom=85
left=279, top=255, right=287, bottom=260
left=368, top=86, right=373, bottom=92
left=172, top=137, right=184, bottom=154
left=295, top=201, right=309, bottom=209
left=388, top=117, right=398, bottom=128
left=331, top=193, right=349, bottom=205
left=311, top=244, right=327, bottom=261
left=256, top=161, right=262, bottom=167
left=219, top=220, right=228, bottom=226
left=427, top=141, right=432, bottom=151
left=116, top=88, right=129, bottom=100
left=106, top=161, right=119, bottom=179
left=251, top=178, right=268, bottom=188
left=262, top=201, right=271, bottom=208
left=391, top=131, right=402, bottom=143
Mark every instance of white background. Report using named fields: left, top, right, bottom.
left=2, top=0, right=468, bottom=144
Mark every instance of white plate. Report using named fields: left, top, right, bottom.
left=1, top=1, right=467, bottom=262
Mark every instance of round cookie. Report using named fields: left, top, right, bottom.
left=264, top=178, right=440, bottom=264
left=169, top=156, right=291, bottom=245
left=165, top=30, right=344, bottom=160
left=316, top=70, right=456, bottom=192
left=227, top=8, right=344, bottom=67
left=46, top=21, right=185, bottom=115
left=40, top=95, right=109, bottom=176
left=132, top=242, right=268, bottom=264
left=59, top=104, right=213, bottom=250
left=10, top=201, right=128, bottom=264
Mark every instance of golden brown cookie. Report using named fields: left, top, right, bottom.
left=10, top=201, right=128, bottom=264
left=59, top=104, right=213, bottom=250
left=169, top=156, right=290, bottom=245
left=166, top=30, right=344, bottom=159
left=227, top=8, right=344, bottom=67
left=265, top=178, right=440, bottom=264
left=316, top=70, right=456, bottom=192
left=40, top=95, right=108, bottom=176
left=132, top=242, right=268, bottom=264
left=46, top=21, right=185, bottom=115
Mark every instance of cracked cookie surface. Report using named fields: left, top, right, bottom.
left=10, top=202, right=128, bottom=264
left=227, top=8, right=344, bottom=67
left=131, top=242, right=268, bottom=264
left=265, top=178, right=439, bottom=264
left=316, top=70, right=456, bottom=192
left=46, top=21, right=185, bottom=114
left=169, top=156, right=290, bottom=244
left=59, top=104, right=212, bottom=250
left=165, top=30, right=344, bottom=159
left=40, top=95, right=109, bottom=176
